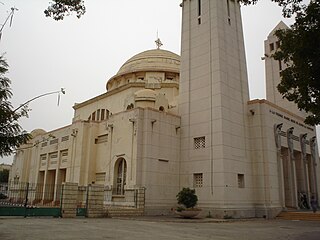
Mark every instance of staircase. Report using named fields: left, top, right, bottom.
left=106, top=207, right=144, bottom=217
left=277, top=211, right=320, bottom=221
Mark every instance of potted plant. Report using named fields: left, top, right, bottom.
left=175, top=187, right=201, bottom=218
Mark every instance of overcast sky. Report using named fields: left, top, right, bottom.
left=0, top=0, right=316, bottom=164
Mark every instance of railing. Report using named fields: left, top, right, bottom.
left=0, top=181, right=62, bottom=207
left=104, top=186, right=145, bottom=209
left=298, top=191, right=310, bottom=210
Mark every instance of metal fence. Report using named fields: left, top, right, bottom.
left=0, top=181, right=62, bottom=207
left=1, top=181, right=146, bottom=217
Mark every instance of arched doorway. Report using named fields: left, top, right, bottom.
left=113, top=158, right=127, bottom=195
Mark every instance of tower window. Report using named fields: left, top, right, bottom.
left=227, top=0, right=231, bottom=25
left=238, top=174, right=245, bottom=188
left=194, top=173, right=203, bottom=188
left=194, top=136, right=205, bottom=149
left=198, top=0, right=201, bottom=24
left=269, top=43, right=274, bottom=52
left=278, top=60, right=282, bottom=71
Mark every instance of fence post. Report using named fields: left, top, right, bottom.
left=59, top=184, right=64, bottom=217
left=24, top=182, right=29, bottom=218
left=86, top=184, right=104, bottom=218
left=85, top=185, right=90, bottom=218
left=61, top=182, right=78, bottom=218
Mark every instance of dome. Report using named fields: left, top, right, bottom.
left=106, top=49, right=180, bottom=91
left=30, top=129, right=46, bottom=138
left=111, top=49, right=180, bottom=79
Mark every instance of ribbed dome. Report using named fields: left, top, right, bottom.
left=116, top=49, right=180, bottom=76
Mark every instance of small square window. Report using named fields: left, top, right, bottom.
left=194, top=173, right=203, bottom=188
left=194, top=137, right=205, bottom=149
left=269, top=43, right=274, bottom=52
left=238, top=174, right=245, bottom=188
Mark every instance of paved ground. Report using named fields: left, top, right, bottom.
left=0, top=216, right=320, bottom=240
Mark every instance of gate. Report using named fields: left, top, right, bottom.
left=76, top=185, right=88, bottom=217
left=0, top=181, right=61, bottom=217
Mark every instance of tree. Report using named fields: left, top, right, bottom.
left=241, top=0, right=320, bottom=125
left=240, top=0, right=306, bottom=17
left=275, top=1, right=320, bottom=125
left=44, top=0, right=86, bottom=21
left=0, top=55, right=30, bottom=157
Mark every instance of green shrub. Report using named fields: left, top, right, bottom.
left=176, top=187, right=198, bottom=209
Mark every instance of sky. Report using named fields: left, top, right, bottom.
left=0, top=0, right=317, bottom=164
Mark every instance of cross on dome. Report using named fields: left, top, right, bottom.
left=155, top=38, right=163, bottom=49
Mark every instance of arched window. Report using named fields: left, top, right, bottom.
left=113, top=158, right=127, bottom=195
left=88, top=109, right=110, bottom=122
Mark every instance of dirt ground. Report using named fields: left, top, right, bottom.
left=0, top=216, right=320, bottom=240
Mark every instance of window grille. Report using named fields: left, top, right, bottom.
left=194, top=136, right=205, bottom=149
left=60, top=150, right=68, bottom=163
left=95, top=134, right=108, bottom=144
left=50, top=153, right=58, bottom=159
left=194, top=173, right=203, bottom=188
left=61, top=136, right=69, bottom=142
left=50, top=139, right=58, bottom=145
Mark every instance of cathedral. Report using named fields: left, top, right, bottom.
left=10, top=0, right=319, bottom=218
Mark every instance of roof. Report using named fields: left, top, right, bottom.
left=268, top=21, right=289, bottom=37
left=107, top=49, right=180, bottom=87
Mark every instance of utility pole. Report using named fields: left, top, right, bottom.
left=0, top=6, right=18, bottom=43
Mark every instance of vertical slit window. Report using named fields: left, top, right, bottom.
left=198, top=0, right=201, bottom=24
left=278, top=60, right=282, bottom=71
left=238, top=174, right=245, bottom=188
left=101, top=109, right=105, bottom=121
left=227, top=0, right=231, bottom=25
left=270, top=43, right=275, bottom=52
left=97, top=109, right=100, bottom=121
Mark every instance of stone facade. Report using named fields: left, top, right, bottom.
left=10, top=0, right=319, bottom=218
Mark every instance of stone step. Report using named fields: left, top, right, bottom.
left=277, top=211, right=320, bottom=221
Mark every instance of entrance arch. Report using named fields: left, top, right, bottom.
left=113, top=158, right=127, bottom=195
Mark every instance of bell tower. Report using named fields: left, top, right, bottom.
left=179, top=0, right=252, bottom=215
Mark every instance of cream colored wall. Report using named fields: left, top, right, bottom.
left=179, top=0, right=253, bottom=215
left=96, top=109, right=139, bottom=188
left=74, top=85, right=179, bottom=121
left=136, top=108, right=181, bottom=212
left=73, top=69, right=179, bottom=122
left=248, top=100, right=319, bottom=212
left=93, top=107, right=181, bottom=212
